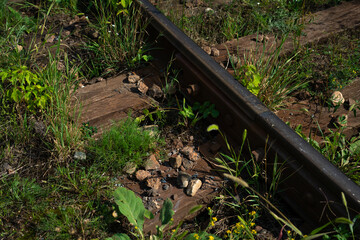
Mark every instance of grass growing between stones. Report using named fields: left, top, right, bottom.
left=87, top=117, right=163, bottom=173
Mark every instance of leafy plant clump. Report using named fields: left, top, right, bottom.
left=88, top=117, right=162, bottom=172
left=82, top=0, right=151, bottom=78
left=178, top=99, right=219, bottom=127
left=0, top=65, right=52, bottom=113
left=231, top=39, right=306, bottom=110
left=108, top=187, right=219, bottom=240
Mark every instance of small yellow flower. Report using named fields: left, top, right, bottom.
left=234, top=229, right=239, bottom=234
left=251, top=229, right=257, bottom=234
left=194, top=233, right=199, bottom=240
left=171, top=218, right=174, bottom=221
left=172, top=229, right=176, bottom=233
left=240, top=224, right=245, bottom=229
left=209, top=236, right=214, bottom=240
left=249, top=211, right=256, bottom=216
left=134, top=226, right=138, bottom=230
left=287, top=230, right=291, bottom=235
left=226, top=230, right=231, bottom=234
left=250, top=222, right=255, bottom=227
left=291, top=238, right=295, bottom=240
left=211, top=221, right=215, bottom=227
left=236, top=222, right=241, bottom=228
left=212, top=217, right=217, bottom=222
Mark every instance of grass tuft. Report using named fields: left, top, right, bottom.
left=88, top=117, right=162, bottom=173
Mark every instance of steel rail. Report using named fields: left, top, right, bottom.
left=137, top=0, right=360, bottom=230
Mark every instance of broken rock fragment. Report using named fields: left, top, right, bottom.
left=203, top=46, right=211, bottom=55
left=128, top=73, right=141, bottom=83
left=188, top=151, right=200, bottom=162
left=135, top=170, right=151, bottom=181
left=148, top=84, right=163, bottom=98
left=123, top=162, right=137, bottom=174
left=186, top=179, right=202, bottom=196
left=137, top=81, right=149, bottom=94
left=169, top=154, right=183, bottom=169
left=211, top=47, right=220, bottom=57
left=177, top=171, right=191, bottom=188
left=144, top=154, right=160, bottom=170
left=182, top=158, right=195, bottom=170
left=180, top=146, right=194, bottom=156
left=146, top=177, right=161, bottom=191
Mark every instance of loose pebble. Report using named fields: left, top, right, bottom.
left=186, top=179, right=202, bottom=196
left=330, top=91, right=345, bottom=106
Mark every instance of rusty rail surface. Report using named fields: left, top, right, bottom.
left=137, top=0, right=360, bottom=230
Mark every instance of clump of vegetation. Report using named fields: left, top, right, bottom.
left=294, top=31, right=360, bottom=98
left=158, top=0, right=346, bottom=45
left=1, top=65, right=52, bottom=113
left=88, top=117, right=162, bottom=172
left=294, top=116, right=360, bottom=185
left=231, top=39, right=307, bottom=110
left=82, top=0, right=151, bottom=78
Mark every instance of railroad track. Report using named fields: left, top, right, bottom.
left=137, top=0, right=360, bottom=230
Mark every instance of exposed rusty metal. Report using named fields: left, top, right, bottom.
left=137, top=0, right=360, bottom=230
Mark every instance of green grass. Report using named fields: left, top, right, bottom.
left=1, top=0, right=359, bottom=239
left=158, top=0, right=347, bottom=45
left=0, top=175, right=49, bottom=238
left=80, top=0, right=151, bottom=79
left=40, top=53, right=84, bottom=161
left=293, top=30, right=360, bottom=98
left=88, top=117, right=162, bottom=173
left=230, top=37, right=307, bottom=110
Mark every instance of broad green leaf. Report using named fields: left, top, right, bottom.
left=188, top=205, right=203, bottom=214
left=207, top=124, right=219, bottom=132
left=25, top=73, right=31, bottom=85
left=107, top=233, right=132, bottom=240
left=113, top=187, right=146, bottom=231
left=334, top=217, right=353, bottom=224
left=11, top=89, right=22, bottom=102
left=38, top=96, right=47, bottom=109
left=211, top=109, right=219, bottom=118
left=160, top=198, right=174, bottom=225
left=24, top=91, right=32, bottom=102
left=142, top=55, right=152, bottom=62
left=144, top=209, right=154, bottom=220
left=349, top=140, right=360, bottom=154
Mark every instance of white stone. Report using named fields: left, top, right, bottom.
left=128, top=74, right=141, bottom=83
left=186, top=179, right=202, bottom=196
left=331, top=91, right=345, bottom=106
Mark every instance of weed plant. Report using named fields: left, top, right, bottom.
left=231, top=38, right=307, bottom=110
left=40, top=53, right=83, bottom=160
left=88, top=117, right=161, bottom=173
left=83, top=0, right=150, bottom=78
left=294, top=118, right=360, bottom=185
left=294, top=31, right=360, bottom=97
left=157, top=0, right=342, bottom=45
